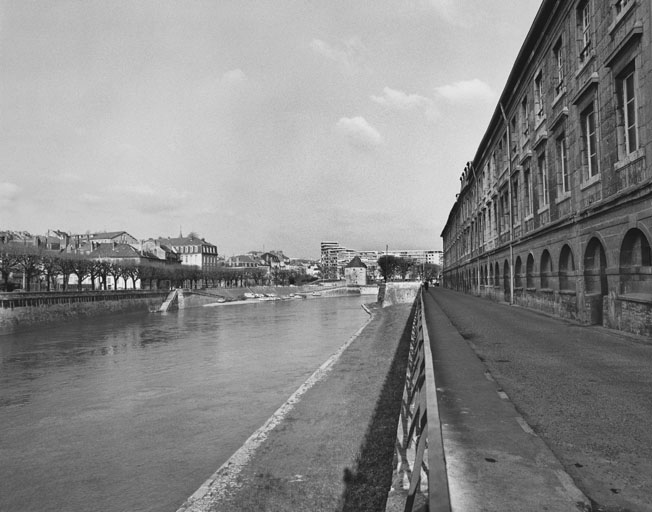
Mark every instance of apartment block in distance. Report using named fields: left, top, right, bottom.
left=441, top=0, right=652, bottom=337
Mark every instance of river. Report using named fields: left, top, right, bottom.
left=0, top=295, right=369, bottom=512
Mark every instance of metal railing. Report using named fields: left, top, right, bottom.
left=388, top=290, right=451, bottom=512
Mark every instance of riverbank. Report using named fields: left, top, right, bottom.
left=0, top=290, right=167, bottom=335
left=176, top=300, right=416, bottom=512
left=0, top=284, right=376, bottom=335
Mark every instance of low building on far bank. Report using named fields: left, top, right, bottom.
left=345, top=256, right=367, bottom=286
left=159, top=235, right=219, bottom=272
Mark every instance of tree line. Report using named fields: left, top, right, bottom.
left=0, top=244, right=314, bottom=292
left=376, top=255, right=441, bottom=282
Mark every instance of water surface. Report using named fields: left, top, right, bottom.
left=0, top=295, right=368, bottom=512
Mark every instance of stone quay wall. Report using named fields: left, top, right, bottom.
left=0, top=291, right=168, bottom=335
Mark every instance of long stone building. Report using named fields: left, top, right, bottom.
left=441, top=0, right=652, bottom=337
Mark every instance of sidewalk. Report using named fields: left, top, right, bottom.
left=422, top=290, right=592, bottom=511
left=176, top=302, right=415, bottom=512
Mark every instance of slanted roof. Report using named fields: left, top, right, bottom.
left=90, top=231, right=131, bottom=240
left=88, top=243, right=141, bottom=259
left=346, top=256, right=367, bottom=269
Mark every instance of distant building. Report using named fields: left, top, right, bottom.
left=159, top=235, right=219, bottom=271
left=321, top=241, right=440, bottom=280
left=226, top=255, right=259, bottom=268
left=345, top=256, right=367, bottom=286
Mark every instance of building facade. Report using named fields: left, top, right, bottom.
left=159, top=236, right=219, bottom=271
left=345, top=256, right=368, bottom=286
left=441, top=0, right=652, bottom=337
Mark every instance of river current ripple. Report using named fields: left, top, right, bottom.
left=0, top=295, right=369, bottom=512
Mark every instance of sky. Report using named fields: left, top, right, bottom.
left=0, top=0, right=542, bottom=259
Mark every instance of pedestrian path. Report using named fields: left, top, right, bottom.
left=422, top=290, right=592, bottom=511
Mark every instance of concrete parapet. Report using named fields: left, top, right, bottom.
left=381, top=282, right=421, bottom=307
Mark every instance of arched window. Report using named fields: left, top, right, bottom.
left=559, top=245, right=575, bottom=291
left=619, top=228, right=652, bottom=294
left=584, top=237, right=608, bottom=295
left=541, top=250, right=553, bottom=289
left=495, top=262, right=500, bottom=286
left=515, top=256, right=523, bottom=288
left=489, top=264, right=494, bottom=286
left=526, top=253, right=535, bottom=288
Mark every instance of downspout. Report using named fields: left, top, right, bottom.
left=499, top=103, right=515, bottom=305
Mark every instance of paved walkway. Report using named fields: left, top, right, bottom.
left=423, top=289, right=592, bottom=511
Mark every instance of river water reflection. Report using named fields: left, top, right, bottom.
left=0, top=295, right=369, bottom=512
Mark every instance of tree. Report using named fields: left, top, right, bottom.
left=0, top=244, right=19, bottom=291
left=57, top=254, right=77, bottom=292
left=377, top=255, right=398, bottom=282
left=39, top=252, right=60, bottom=291
left=14, top=246, right=41, bottom=291
left=396, top=257, right=414, bottom=281
left=70, top=256, right=91, bottom=291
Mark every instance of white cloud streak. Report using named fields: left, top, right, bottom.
left=435, top=79, right=495, bottom=104
left=310, top=37, right=366, bottom=72
left=221, top=68, right=246, bottom=85
left=0, top=182, right=19, bottom=205
left=335, top=116, right=382, bottom=149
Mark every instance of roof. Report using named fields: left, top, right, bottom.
left=90, top=231, right=132, bottom=240
left=346, top=256, right=367, bottom=269
left=160, top=236, right=216, bottom=248
left=88, top=243, right=142, bottom=259
left=232, top=255, right=256, bottom=263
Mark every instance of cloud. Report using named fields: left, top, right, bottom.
left=371, top=87, right=430, bottom=110
left=0, top=182, right=19, bottom=205
left=221, top=68, right=246, bottom=85
left=426, top=0, right=485, bottom=27
left=336, top=116, right=382, bottom=149
left=371, top=86, right=438, bottom=120
left=435, top=78, right=495, bottom=104
left=54, top=172, right=83, bottom=184
left=80, top=193, right=101, bottom=204
left=310, top=37, right=365, bottom=71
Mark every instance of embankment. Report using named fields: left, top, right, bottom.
left=0, top=291, right=167, bottom=335
left=379, top=282, right=421, bottom=307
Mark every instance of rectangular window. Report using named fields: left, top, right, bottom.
left=538, top=153, right=549, bottom=207
left=617, top=63, right=638, bottom=156
left=512, top=177, right=519, bottom=224
left=534, top=71, right=544, bottom=121
left=510, top=116, right=518, bottom=152
left=524, top=166, right=532, bottom=217
left=521, top=95, right=529, bottom=140
left=581, top=103, right=599, bottom=178
left=578, top=1, right=592, bottom=64
left=557, top=134, right=570, bottom=194
left=554, top=38, right=564, bottom=96
left=502, top=192, right=508, bottom=229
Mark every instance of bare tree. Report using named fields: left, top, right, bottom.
left=0, top=243, right=19, bottom=291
